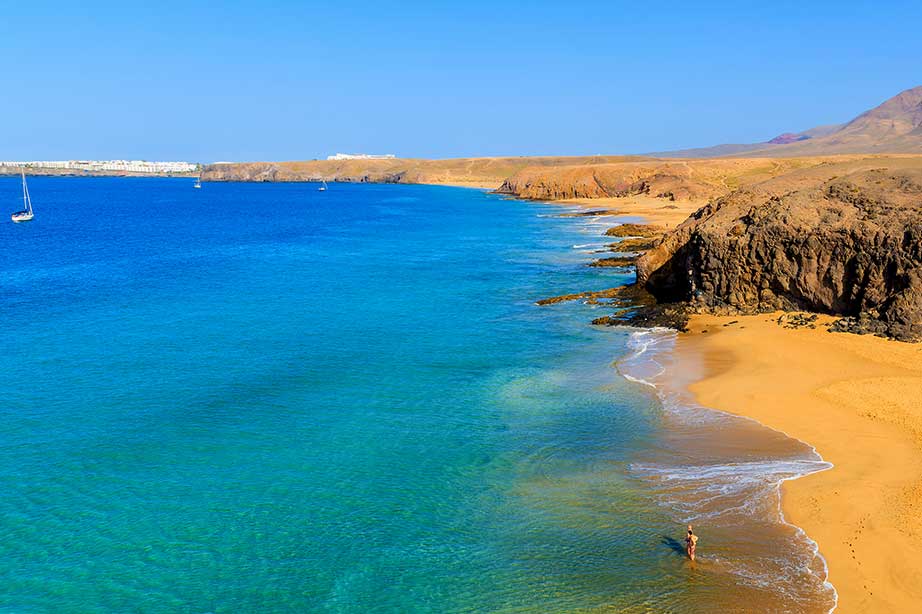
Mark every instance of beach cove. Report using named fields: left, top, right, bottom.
left=678, top=314, right=922, bottom=613
left=1, top=177, right=834, bottom=612
left=569, top=192, right=922, bottom=613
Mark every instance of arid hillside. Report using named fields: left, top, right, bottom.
left=201, top=155, right=644, bottom=188
left=655, top=85, right=922, bottom=158
left=495, top=154, right=922, bottom=203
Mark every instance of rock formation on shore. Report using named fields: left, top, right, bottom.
left=636, top=166, right=922, bottom=341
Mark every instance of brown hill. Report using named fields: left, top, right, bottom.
left=767, top=133, right=810, bottom=145
left=765, top=86, right=922, bottom=156
left=655, top=86, right=922, bottom=158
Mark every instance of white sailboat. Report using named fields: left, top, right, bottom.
left=11, top=170, right=34, bottom=223
left=318, top=180, right=328, bottom=192
left=194, top=174, right=202, bottom=189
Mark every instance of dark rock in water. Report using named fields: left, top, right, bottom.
left=591, top=300, right=692, bottom=331
left=536, top=287, right=625, bottom=306
left=636, top=168, right=922, bottom=341
left=588, top=255, right=638, bottom=268
left=604, top=223, right=665, bottom=238
left=556, top=209, right=622, bottom=217
left=539, top=284, right=683, bottom=328
left=609, top=237, right=659, bottom=251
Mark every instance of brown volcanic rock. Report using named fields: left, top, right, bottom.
left=636, top=167, right=922, bottom=341
left=588, top=255, right=637, bottom=268
left=604, top=223, right=666, bottom=238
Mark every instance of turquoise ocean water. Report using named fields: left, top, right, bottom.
left=0, top=179, right=834, bottom=612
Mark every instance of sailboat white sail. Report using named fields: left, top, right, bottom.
left=194, top=174, right=202, bottom=189
left=318, top=179, right=328, bottom=191
left=11, top=169, right=34, bottom=223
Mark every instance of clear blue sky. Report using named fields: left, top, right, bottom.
left=2, top=1, right=920, bottom=162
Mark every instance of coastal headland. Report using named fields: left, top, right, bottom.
left=532, top=151, right=922, bottom=611
left=200, top=155, right=642, bottom=188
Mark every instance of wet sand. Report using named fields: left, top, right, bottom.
left=678, top=314, right=922, bottom=613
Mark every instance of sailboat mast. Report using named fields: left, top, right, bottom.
left=21, top=169, right=33, bottom=214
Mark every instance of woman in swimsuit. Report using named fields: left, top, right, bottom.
left=685, top=525, right=698, bottom=561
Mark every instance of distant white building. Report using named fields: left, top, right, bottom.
left=0, top=160, right=198, bottom=173
left=326, top=153, right=396, bottom=161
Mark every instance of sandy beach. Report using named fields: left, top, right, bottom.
left=677, top=314, right=922, bottom=613
left=561, top=195, right=700, bottom=228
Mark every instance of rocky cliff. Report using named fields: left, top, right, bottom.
left=636, top=165, right=922, bottom=341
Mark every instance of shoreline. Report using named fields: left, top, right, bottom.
left=556, top=195, right=699, bottom=228
left=582, top=197, right=922, bottom=611
left=676, top=314, right=922, bottom=613
left=547, top=198, right=840, bottom=608
left=617, top=327, right=839, bottom=611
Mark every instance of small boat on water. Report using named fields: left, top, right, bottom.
left=318, top=180, right=328, bottom=192
left=194, top=175, right=202, bottom=189
left=11, top=170, right=34, bottom=223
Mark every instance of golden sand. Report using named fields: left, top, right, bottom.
left=561, top=195, right=702, bottom=228
left=677, top=314, right=922, bottom=613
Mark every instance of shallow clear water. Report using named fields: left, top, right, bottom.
left=0, top=178, right=832, bottom=612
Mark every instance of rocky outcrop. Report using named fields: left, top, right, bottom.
left=604, top=224, right=665, bottom=238
left=589, top=255, right=638, bottom=268
left=636, top=168, right=922, bottom=341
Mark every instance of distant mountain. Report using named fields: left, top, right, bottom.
left=767, top=133, right=810, bottom=145
left=653, top=86, right=922, bottom=158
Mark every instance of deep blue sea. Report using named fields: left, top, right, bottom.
left=0, top=178, right=834, bottom=612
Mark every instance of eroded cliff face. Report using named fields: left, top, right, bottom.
left=636, top=168, right=922, bottom=341
left=496, top=162, right=718, bottom=201
left=494, top=157, right=856, bottom=203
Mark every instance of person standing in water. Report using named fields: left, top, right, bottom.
left=685, top=525, right=698, bottom=561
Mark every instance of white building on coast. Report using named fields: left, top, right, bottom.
left=0, top=160, right=199, bottom=173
